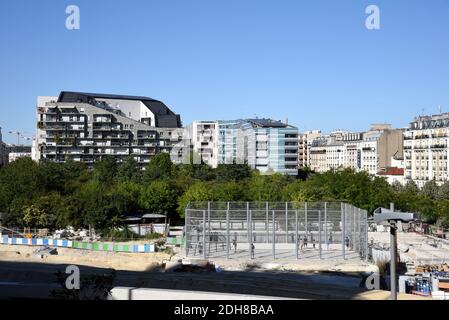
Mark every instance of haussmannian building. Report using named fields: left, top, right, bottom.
left=308, top=124, right=404, bottom=176
left=34, top=91, right=184, bottom=169
left=404, top=113, right=449, bottom=187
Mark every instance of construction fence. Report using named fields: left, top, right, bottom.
left=185, top=202, right=368, bottom=261
left=0, top=236, right=155, bottom=253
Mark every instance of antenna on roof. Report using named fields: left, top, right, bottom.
left=438, top=105, right=442, bottom=114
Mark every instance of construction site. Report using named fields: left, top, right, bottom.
left=0, top=202, right=448, bottom=300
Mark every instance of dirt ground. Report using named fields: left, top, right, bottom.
left=0, top=244, right=171, bottom=271
left=0, top=244, right=433, bottom=300
left=1, top=243, right=379, bottom=274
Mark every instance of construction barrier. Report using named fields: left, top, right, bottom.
left=166, top=236, right=185, bottom=246
left=0, top=236, right=155, bottom=253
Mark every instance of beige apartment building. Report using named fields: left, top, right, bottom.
left=404, top=113, right=449, bottom=187
left=308, top=125, right=404, bottom=176
left=298, top=130, right=321, bottom=168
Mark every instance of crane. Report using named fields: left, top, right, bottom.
left=8, top=131, right=33, bottom=146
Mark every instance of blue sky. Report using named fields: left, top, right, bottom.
left=1, top=0, right=449, bottom=144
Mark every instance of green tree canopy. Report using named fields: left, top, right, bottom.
left=142, top=153, right=174, bottom=183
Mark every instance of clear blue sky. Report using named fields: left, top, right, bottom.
left=1, top=0, right=449, bottom=144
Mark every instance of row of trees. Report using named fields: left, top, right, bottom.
left=0, top=155, right=448, bottom=233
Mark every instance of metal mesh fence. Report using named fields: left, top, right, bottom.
left=185, top=202, right=368, bottom=261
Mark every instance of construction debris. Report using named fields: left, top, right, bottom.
left=416, top=263, right=449, bottom=274
left=33, top=246, right=58, bottom=259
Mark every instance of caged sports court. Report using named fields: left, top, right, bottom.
left=184, top=202, right=369, bottom=261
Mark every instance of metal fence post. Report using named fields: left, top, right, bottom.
left=342, top=203, right=346, bottom=260
left=249, top=209, right=252, bottom=259
left=295, top=209, right=299, bottom=260
left=226, top=202, right=230, bottom=260
left=324, top=202, right=327, bottom=251
left=365, top=210, right=369, bottom=262
left=285, top=202, right=288, bottom=243
left=202, top=210, right=207, bottom=259
left=208, top=202, right=211, bottom=255
left=319, top=209, right=322, bottom=259
left=357, top=209, right=363, bottom=257
left=185, top=209, right=189, bottom=257
left=272, top=210, right=276, bottom=260
left=305, top=202, right=308, bottom=240
left=266, top=202, right=269, bottom=243
left=352, top=206, right=356, bottom=251
left=246, top=202, right=250, bottom=243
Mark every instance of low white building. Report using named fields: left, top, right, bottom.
left=8, top=145, right=32, bottom=162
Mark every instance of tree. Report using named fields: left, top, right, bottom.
left=281, top=180, right=305, bottom=201
left=215, top=164, right=252, bottom=182
left=0, top=157, right=42, bottom=208
left=411, top=196, right=438, bottom=223
left=437, top=182, right=449, bottom=201
left=109, top=181, right=142, bottom=215
left=23, top=205, right=49, bottom=228
left=115, top=157, right=141, bottom=183
left=72, top=181, right=124, bottom=230
left=403, top=180, right=419, bottom=195
left=391, top=181, right=404, bottom=193
left=246, top=174, right=291, bottom=202
left=139, top=180, right=177, bottom=218
left=213, top=181, right=246, bottom=201
left=92, top=156, right=118, bottom=187
left=177, top=182, right=215, bottom=217
left=436, top=200, right=449, bottom=228
left=421, top=180, right=439, bottom=199
left=143, top=153, right=174, bottom=183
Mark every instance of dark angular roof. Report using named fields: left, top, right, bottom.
left=57, top=91, right=181, bottom=128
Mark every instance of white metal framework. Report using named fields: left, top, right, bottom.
left=185, top=202, right=368, bottom=261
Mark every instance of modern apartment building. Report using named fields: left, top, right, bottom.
left=185, top=118, right=298, bottom=175
left=0, top=127, right=8, bottom=166
left=236, top=119, right=298, bottom=175
left=404, top=113, right=449, bottom=187
left=185, top=121, right=219, bottom=167
left=308, top=125, right=403, bottom=176
left=34, top=91, right=184, bottom=168
left=217, top=120, right=241, bottom=165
